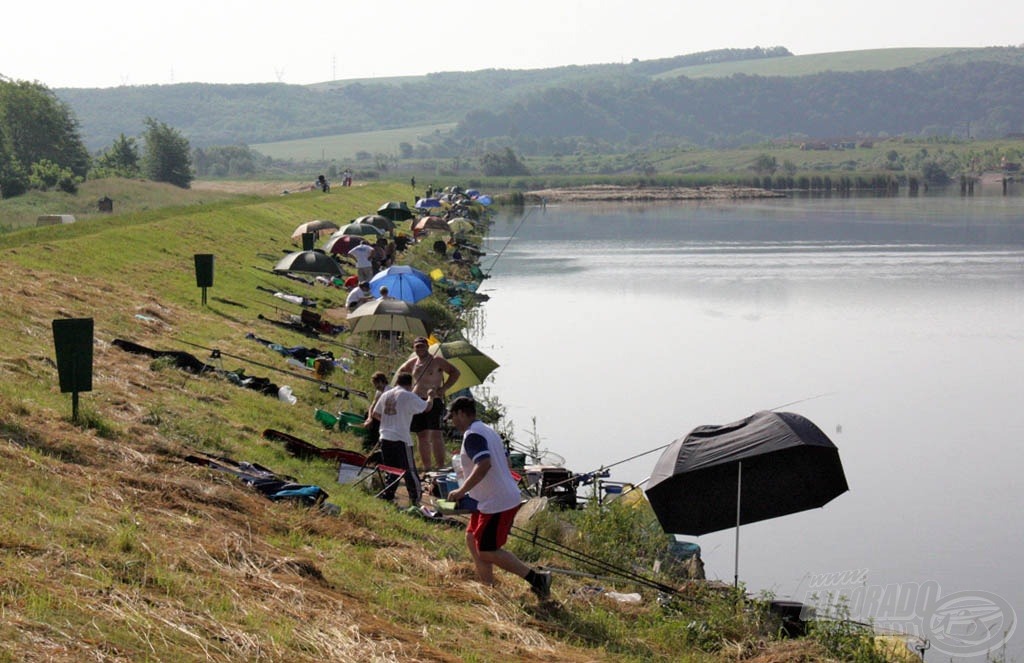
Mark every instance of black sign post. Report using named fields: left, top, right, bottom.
left=301, top=232, right=316, bottom=251
left=194, top=254, right=214, bottom=306
left=52, top=318, right=94, bottom=422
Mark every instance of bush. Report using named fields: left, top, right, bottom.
left=28, top=159, right=79, bottom=194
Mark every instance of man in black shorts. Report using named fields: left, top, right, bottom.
left=398, top=336, right=460, bottom=471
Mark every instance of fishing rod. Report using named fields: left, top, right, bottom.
left=175, top=338, right=368, bottom=399
left=238, top=296, right=379, bottom=358
left=767, top=391, right=838, bottom=411
left=397, top=206, right=518, bottom=388
left=482, top=206, right=535, bottom=276
left=543, top=391, right=841, bottom=494
left=442, top=508, right=678, bottom=594
left=507, top=524, right=679, bottom=594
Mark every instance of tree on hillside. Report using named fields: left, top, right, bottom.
left=752, top=154, right=778, bottom=175
left=28, top=159, right=79, bottom=194
left=0, top=78, right=89, bottom=197
left=92, top=133, right=140, bottom=179
left=0, top=124, right=29, bottom=198
left=481, top=147, right=529, bottom=176
left=142, top=118, right=193, bottom=188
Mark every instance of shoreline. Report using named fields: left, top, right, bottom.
left=523, top=184, right=786, bottom=203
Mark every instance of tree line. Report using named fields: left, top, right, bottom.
left=54, top=48, right=1024, bottom=155
left=454, top=61, right=1024, bottom=151
left=0, top=77, right=194, bottom=198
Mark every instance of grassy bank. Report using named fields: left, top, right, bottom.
left=0, top=180, right=888, bottom=661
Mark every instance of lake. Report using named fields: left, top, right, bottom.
left=472, top=190, right=1024, bottom=662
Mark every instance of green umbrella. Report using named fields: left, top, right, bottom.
left=406, top=339, right=499, bottom=393
left=347, top=298, right=432, bottom=336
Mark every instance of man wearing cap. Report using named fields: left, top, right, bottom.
left=446, top=396, right=551, bottom=599
left=398, top=336, right=460, bottom=471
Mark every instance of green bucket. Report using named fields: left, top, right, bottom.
left=314, top=409, right=340, bottom=430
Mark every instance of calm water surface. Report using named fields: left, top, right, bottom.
left=473, top=193, right=1024, bottom=662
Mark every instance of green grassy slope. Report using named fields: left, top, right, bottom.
left=252, top=122, right=457, bottom=161
left=0, top=180, right=885, bottom=661
left=654, top=47, right=964, bottom=79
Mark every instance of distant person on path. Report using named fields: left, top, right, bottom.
left=347, top=240, right=374, bottom=283
left=398, top=336, right=460, bottom=471
left=411, top=176, right=416, bottom=190
left=446, top=396, right=551, bottom=598
left=371, top=372, right=435, bottom=505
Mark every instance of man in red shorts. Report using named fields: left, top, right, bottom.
left=446, top=396, right=551, bottom=599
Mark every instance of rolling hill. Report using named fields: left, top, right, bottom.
left=56, top=46, right=1024, bottom=159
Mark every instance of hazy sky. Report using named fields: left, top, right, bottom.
left=5, top=0, right=1021, bottom=89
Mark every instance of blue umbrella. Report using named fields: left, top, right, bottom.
left=374, top=264, right=432, bottom=286
left=476, top=195, right=492, bottom=206
left=369, top=267, right=433, bottom=303
left=415, top=198, right=442, bottom=209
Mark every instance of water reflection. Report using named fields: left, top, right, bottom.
left=478, top=195, right=1024, bottom=662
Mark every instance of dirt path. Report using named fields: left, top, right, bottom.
left=190, top=180, right=317, bottom=195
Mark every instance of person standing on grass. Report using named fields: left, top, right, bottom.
left=446, top=396, right=551, bottom=599
left=399, top=336, right=460, bottom=471
left=347, top=239, right=375, bottom=284
left=371, top=372, right=435, bottom=505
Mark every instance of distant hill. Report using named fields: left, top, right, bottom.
left=653, top=47, right=963, bottom=79
left=56, top=46, right=1024, bottom=155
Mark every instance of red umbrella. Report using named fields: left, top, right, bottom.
left=323, top=234, right=364, bottom=255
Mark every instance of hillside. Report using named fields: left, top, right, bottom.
left=56, top=46, right=1024, bottom=154
left=653, top=47, right=962, bottom=79
left=0, top=181, right=868, bottom=661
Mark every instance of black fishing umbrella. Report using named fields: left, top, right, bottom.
left=646, top=410, right=848, bottom=585
left=273, top=250, right=343, bottom=276
left=354, top=214, right=395, bottom=232
left=377, top=201, right=414, bottom=222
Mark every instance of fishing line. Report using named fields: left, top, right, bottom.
left=174, top=338, right=367, bottom=398
left=506, top=524, right=678, bottom=594
left=548, top=391, right=840, bottom=493
left=767, top=391, right=838, bottom=411
left=443, top=508, right=678, bottom=593
left=483, top=206, right=535, bottom=276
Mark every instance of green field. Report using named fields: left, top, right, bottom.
left=655, top=47, right=964, bottom=79
left=252, top=122, right=458, bottom=161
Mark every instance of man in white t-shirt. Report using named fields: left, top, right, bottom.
left=371, top=372, right=435, bottom=504
left=347, top=240, right=375, bottom=283
left=447, top=396, right=551, bottom=599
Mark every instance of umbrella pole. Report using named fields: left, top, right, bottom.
left=734, top=461, right=741, bottom=588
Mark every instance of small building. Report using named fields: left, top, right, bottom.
left=36, top=214, right=76, bottom=227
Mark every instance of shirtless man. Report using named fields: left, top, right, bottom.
left=398, top=336, right=460, bottom=471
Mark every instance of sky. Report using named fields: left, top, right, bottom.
left=4, top=0, right=1022, bottom=89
